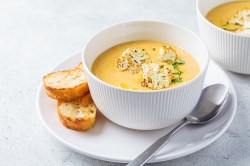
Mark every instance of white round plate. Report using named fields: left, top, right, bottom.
left=37, top=51, right=237, bottom=163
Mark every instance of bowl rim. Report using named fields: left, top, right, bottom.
left=82, top=20, right=209, bottom=94
left=196, top=0, right=250, bottom=38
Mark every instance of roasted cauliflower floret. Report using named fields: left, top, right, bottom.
left=229, top=9, right=250, bottom=27
left=228, top=9, right=250, bottom=36
left=158, top=46, right=177, bottom=64
left=117, top=48, right=150, bottom=74
left=141, top=63, right=172, bottom=90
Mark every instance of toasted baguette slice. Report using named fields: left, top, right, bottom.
left=57, top=95, right=97, bottom=131
left=43, top=68, right=89, bottom=101
left=81, top=93, right=93, bottom=106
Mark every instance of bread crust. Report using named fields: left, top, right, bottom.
left=43, top=68, right=89, bottom=101
left=76, top=62, right=84, bottom=71
left=44, top=82, right=89, bottom=101
left=43, top=62, right=96, bottom=131
left=57, top=99, right=96, bottom=131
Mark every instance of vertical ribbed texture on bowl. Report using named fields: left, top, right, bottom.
left=83, top=21, right=209, bottom=130
left=86, top=74, right=205, bottom=130
left=197, top=4, right=250, bottom=74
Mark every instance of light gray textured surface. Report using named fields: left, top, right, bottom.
left=0, top=0, right=249, bottom=165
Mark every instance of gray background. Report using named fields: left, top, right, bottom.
left=0, top=0, right=249, bottom=165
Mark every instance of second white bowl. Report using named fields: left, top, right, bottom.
left=197, top=0, right=250, bottom=74
left=82, top=21, right=209, bottom=130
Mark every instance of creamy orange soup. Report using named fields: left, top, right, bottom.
left=92, top=40, right=200, bottom=90
left=206, top=1, right=250, bottom=35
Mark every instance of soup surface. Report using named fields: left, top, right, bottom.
left=92, top=40, right=200, bottom=90
left=206, top=1, right=250, bottom=36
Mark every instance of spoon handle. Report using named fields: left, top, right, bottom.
left=127, top=120, right=190, bottom=166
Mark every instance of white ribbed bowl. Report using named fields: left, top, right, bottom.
left=197, top=0, right=250, bottom=74
left=82, top=21, right=209, bottom=130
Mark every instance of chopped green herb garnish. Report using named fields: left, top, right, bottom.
left=160, top=65, right=164, bottom=68
left=172, top=78, right=182, bottom=83
left=172, top=59, right=185, bottom=70
left=171, top=59, right=185, bottom=83
left=172, top=71, right=181, bottom=75
left=152, top=48, right=156, bottom=51
left=176, top=59, right=185, bottom=64
left=142, top=49, right=145, bottom=51
left=172, top=62, right=178, bottom=70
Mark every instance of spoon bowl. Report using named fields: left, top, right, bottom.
left=186, top=84, right=228, bottom=124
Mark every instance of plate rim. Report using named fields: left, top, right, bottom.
left=36, top=51, right=237, bottom=163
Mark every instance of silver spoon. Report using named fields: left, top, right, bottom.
left=127, top=84, right=229, bottom=166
